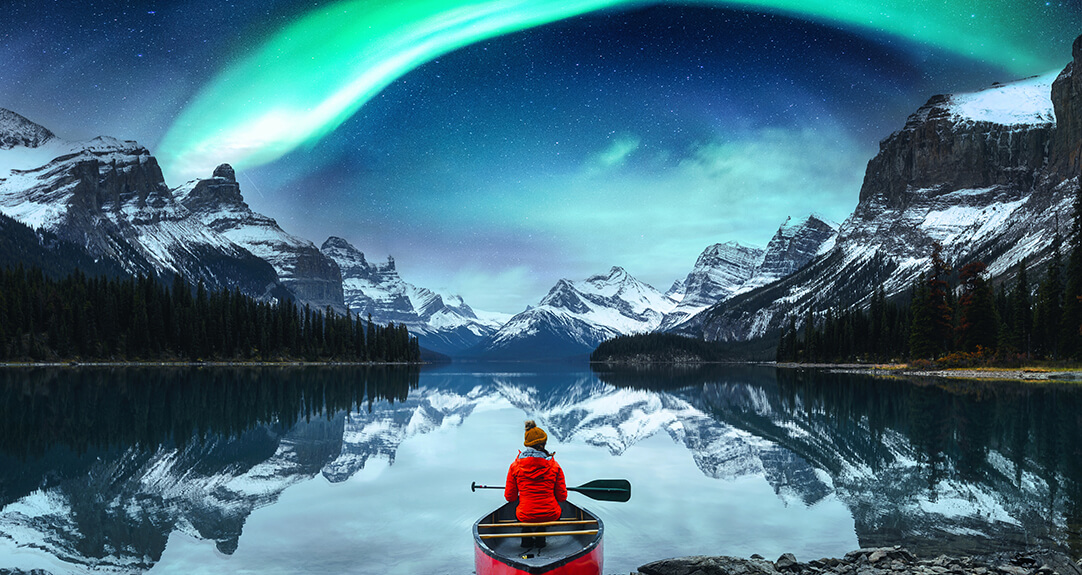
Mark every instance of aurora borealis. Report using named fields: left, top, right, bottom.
left=2, top=0, right=1081, bottom=312
left=156, top=0, right=1080, bottom=180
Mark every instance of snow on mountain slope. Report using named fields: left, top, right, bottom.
left=738, top=215, right=838, bottom=294
left=0, top=117, right=284, bottom=296
left=660, top=216, right=837, bottom=333
left=320, top=236, right=504, bottom=355
left=173, top=164, right=345, bottom=312
left=474, top=267, right=677, bottom=359
left=943, top=70, right=1059, bottom=126
left=0, top=108, right=55, bottom=150
left=658, top=241, right=764, bottom=331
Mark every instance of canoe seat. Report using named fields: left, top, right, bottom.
left=477, top=520, right=598, bottom=528
left=478, top=530, right=599, bottom=540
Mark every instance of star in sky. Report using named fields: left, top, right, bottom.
left=0, top=0, right=1079, bottom=312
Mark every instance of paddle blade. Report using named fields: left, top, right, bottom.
left=569, top=479, right=631, bottom=502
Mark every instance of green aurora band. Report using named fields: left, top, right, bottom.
left=157, top=0, right=1075, bottom=181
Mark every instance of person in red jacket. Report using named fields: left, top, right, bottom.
left=505, top=420, right=567, bottom=548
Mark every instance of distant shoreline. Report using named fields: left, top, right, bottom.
left=592, top=359, right=1082, bottom=383
left=776, top=362, right=1082, bottom=382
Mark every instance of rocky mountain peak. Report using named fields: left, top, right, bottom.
left=320, top=237, right=371, bottom=277
left=320, top=239, right=502, bottom=355
left=746, top=214, right=838, bottom=287
left=0, top=108, right=55, bottom=150
left=212, top=163, right=236, bottom=182
left=173, top=168, right=345, bottom=314
left=540, top=279, right=590, bottom=313
left=659, top=216, right=838, bottom=333
left=321, top=236, right=353, bottom=251
left=696, top=241, right=764, bottom=268
left=586, top=266, right=629, bottom=285
left=666, top=280, right=686, bottom=300
left=173, top=167, right=248, bottom=212
left=318, top=237, right=357, bottom=257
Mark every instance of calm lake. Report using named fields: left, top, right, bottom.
left=1, top=364, right=1080, bottom=574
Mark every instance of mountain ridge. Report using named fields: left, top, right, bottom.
left=692, top=41, right=1082, bottom=346
left=320, top=236, right=505, bottom=355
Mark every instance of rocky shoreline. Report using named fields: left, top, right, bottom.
left=633, top=547, right=1082, bottom=575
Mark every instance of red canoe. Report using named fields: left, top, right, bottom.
left=473, top=501, right=604, bottom=575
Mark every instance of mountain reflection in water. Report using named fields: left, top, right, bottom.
left=0, top=364, right=1079, bottom=574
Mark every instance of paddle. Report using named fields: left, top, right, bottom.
left=471, top=479, right=631, bottom=503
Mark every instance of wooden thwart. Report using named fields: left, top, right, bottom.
left=479, top=520, right=598, bottom=528
left=478, top=530, right=599, bottom=540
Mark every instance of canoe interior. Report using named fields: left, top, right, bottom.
left=473, top=500, right=603, bottom=574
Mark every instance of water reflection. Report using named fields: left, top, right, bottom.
left=0, top=365, right=1080, bottom=574
left=599, top=365, right=1082, bottom=557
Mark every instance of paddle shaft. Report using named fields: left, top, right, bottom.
left=471, top=479, right=631, bottom=502
left=475, top=483, right=620, bottom=494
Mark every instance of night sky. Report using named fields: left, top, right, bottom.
left=2, top=1, right=1080, bottom=313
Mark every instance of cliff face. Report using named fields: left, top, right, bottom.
left=857, top=100, right=1053, bottom=207
left=860, top=34, right=1081, bottom=206
left=1050, top=35, right=1082, bottom=177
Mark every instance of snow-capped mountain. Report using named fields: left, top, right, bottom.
left=0, top=111, right=286, bottom=298
left=319, top=236, right=508, bottom=356
left=173, top=165, right=346, bottom=313
left=687, top=242, right=766, bottom=302
left=659, top=216, right=837, bottom=332
left=692, top=38, right=1082, bottom=343
left=737, top=215, right=838, bottom=294
left=473, top=266, right=678, bottom=359
left=0, top=108, right=54, bottom=150
left=0, top=110, right=504, bottom=341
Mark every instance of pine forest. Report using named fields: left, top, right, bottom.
left=0, top=266, right=421, bottom=363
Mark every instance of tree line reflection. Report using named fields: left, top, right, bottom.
left=0, top=366, right=420, bottom=459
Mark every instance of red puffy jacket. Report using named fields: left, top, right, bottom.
left=504, top=449, right=567, bottom=522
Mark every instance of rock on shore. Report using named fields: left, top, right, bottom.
left=635, top=547, right=1082, bottom=575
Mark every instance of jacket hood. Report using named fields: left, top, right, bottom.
left=516, top=449, right=554, bottom=479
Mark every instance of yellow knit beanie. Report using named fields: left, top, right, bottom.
left=524, top=420, right=547, bottom=447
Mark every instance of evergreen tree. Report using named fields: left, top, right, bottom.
left=870, top=286, right=886, bottom=358
left=802, top=309, right=816, bottom=362
left=1034, top=234, right=1064, bottom=358
left=927, top=242, right=954, bottom=353
left=366, top=314, right=377, bottom=361
left=1063, top=182, right=1082, bottom=359
left=957, top=262, right=997, bottom=352
left=1009, top=259, right=1032, bottom=355
left=909, top=276, right=937, bottom=359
